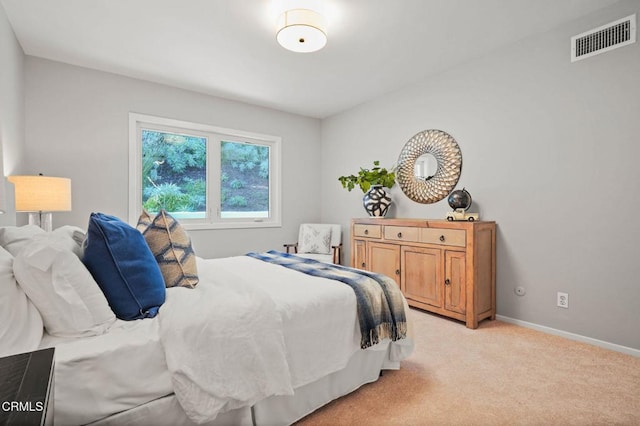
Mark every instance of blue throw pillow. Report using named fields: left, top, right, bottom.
left=82, top=213, right=166, bottom=320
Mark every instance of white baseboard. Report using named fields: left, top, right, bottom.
left=495, top=315, right=640, bottom=358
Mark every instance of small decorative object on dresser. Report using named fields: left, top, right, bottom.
left=362, top=185, right=392, bottom=217
left=445, top=187, right=479, bottom=222
left=338, top=161, right=396, bottom=217
left=351, top=218, right=495, bottom=329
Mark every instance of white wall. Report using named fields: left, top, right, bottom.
left=0, top=2, right=24, bottom=224
left=321, top=1, right=640, bottom=350
left=24, top=58, right=322, bottom=258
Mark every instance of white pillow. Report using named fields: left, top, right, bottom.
left=0, top=246, right=44, bottom=357
left=0, top=225, right=46, bottom=256
left=51, top=225, right=86, bottom=258
left=298, top=224, right=333, bottom=254
left=13, top=234, right=116, bottom=337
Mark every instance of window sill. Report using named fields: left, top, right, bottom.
left=182, top=221, right=282, bottom=231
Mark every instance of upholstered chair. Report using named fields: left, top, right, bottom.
left=284, top=223, right=342, bottom=264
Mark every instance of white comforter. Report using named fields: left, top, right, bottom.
left=161, top=255, right=381, bottom=423
left=159, top=259, right=295, bottom=424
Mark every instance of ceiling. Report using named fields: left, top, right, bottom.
left=1, top=0, right=621, bottom=118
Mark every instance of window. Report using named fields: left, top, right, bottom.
left=129, top=113, right=281, bottom=229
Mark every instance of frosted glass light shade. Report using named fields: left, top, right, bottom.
left=8, top=175, right=72, bottom=212
left=277, top=8, right=327, bottom=53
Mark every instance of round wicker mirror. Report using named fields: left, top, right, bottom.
left=397, top=130, right=462, bottom=204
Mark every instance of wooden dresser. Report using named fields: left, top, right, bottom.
left=350, top=218, right=496, bottom=329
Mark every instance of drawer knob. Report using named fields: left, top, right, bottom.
left=397, top=232, right=403, bottom=238
left=364, top=229, right=369, bottom=235
left=395, top=269, right=400, bottom=276
left=445, top=278, right=451, bottom=285
left=439, top=235, right=445, bottom=242
left=361, top=262, right=366, bottom=268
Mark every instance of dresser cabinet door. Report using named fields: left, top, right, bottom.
left=368, top=242, right=401, bottom=286
left=401, top=246, right=442, bottom=308
left=353, top=239, right=367, bottom=269
left=444, top=250, right=466, bottom=315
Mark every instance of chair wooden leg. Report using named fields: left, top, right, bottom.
left=284, top=243, right=298, bottom=254
left=332, top=245, right=342, bottom=264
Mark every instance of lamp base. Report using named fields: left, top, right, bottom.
left=28, top=212, right=53, bottom=232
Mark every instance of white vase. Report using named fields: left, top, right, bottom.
left=362, top=185, right=391, bottom=217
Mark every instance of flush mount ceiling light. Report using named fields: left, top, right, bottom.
left=277, top=8, right=327, bottom=53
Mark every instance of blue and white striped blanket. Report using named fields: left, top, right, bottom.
left=246, top=250, right=407, bottom=349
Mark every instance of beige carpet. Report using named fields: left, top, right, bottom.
left=296, top=308, right=640, bottom=426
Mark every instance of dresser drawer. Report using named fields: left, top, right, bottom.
left=353, top=224, right=382, bottom=238
left=420, top=228, right=466, bottom=247
left=384, top=226, right=419, bottom=242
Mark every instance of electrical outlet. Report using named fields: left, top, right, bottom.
left=557, top=292, right=569, bottom=308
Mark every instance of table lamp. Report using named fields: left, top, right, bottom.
left=8, top=175, right=72, bottom=232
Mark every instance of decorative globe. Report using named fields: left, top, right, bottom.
left=447, top=188, right=472, bottom=211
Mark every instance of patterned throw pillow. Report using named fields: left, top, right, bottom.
left=137, top=210, right=199, bottom=288
left=298, top=224, right=333, bottom=254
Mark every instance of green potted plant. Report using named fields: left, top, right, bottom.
left=338, top=161, right=396, bottom=217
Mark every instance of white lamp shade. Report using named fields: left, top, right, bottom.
left=8, top=175, right=72, bottom=212
left=277, top=9, right=327, bottom=53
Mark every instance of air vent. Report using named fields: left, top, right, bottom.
left=571, top=14, right=636, bottom=62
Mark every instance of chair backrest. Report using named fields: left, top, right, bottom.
left=297, top=223, right=342, bottom=252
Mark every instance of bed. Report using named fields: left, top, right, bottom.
left=0, top=218, right=414, bottom=426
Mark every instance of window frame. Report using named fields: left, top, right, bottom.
left=128, top=113, right=282, bottom=230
